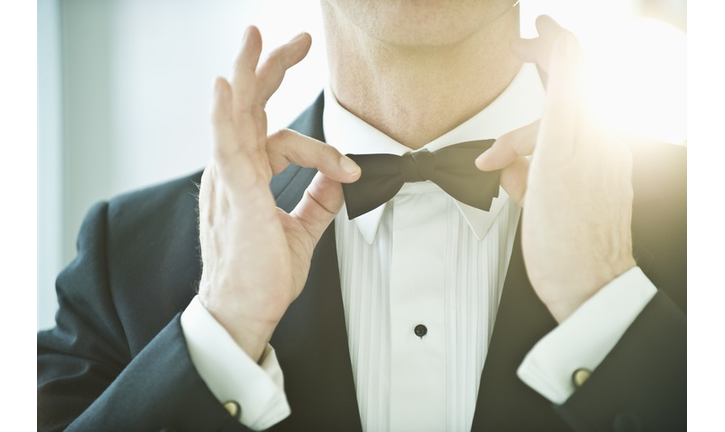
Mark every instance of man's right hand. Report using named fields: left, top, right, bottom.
left=197, top=27, right=360, bottom=362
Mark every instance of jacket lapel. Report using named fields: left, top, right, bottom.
left=268, top=94, right=363, bottom=432
left=266, top=93, right=571, bottom=431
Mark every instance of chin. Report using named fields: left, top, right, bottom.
left=325, top=0, right=516, bottom=47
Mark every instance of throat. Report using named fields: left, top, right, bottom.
left=325, top=5, right=523, bottom=150
left=333, top=56, right=522, bottom=150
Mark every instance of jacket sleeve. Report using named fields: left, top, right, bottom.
left=554, top=290, right=686, bottom=431
left=37, top=201, right=249, bottom=432
left=539, top=140, right=686, bottom=432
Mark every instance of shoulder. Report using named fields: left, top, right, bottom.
left=101, top=171, right=205, bottom=347
left=106, top=170, right=203, bottom=230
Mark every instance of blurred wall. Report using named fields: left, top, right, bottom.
left=38, top=0, right=64, bottom=330
left=37, top=0, right=327, bottom=329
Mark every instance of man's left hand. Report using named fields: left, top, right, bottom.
left=476, top=16, right=636, bottom=323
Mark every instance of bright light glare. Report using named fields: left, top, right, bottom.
left=581, top=18, right=687, bottom=144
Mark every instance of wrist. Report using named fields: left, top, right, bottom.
left=537, top=259, right=637, bottom=323
left=198, top=290, right=279, bottom=362
left=543, top=293, right=593, bottom=323
left=224, top=320, right=275, bottom=363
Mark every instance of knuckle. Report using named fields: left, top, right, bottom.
left=210, top=104, right=227, bottom=128
left=277, top=128, right=294, bottom=140
left=321, top=142, right=340, bottom=161
left=266, top=46, right=284, bottom=65
left=512, top=137, right=533, bottom=157
left=307, top=139, right=330, bottom=163
left=267, top=129, right=292, bottom=153
left=232, top=55, right=247, bottom=75
left=270, top=128, right=292, bottom=142
left=267, top=45, right=292, bottom=70
left=210, top=109, right=227, bottom=127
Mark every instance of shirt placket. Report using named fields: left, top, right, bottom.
left=388, top=188, right=447, bottom=432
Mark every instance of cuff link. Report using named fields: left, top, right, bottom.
left=572, top=368, right=592, bottom=389
left=223, top=401, right=241, bottom=421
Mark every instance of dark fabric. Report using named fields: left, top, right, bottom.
left=38, top=92, right=686, bottom=431
left=342, top=140, right=500, bottom=219
left=554, top=291, right=686, bottom=432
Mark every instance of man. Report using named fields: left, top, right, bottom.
left=38, top=1, right=685, bottom=431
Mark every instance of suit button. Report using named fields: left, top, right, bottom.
left=572, top=368, right=592, bottom=388
left=224, top=401, right=241, bottom=420
left=613, top=412, right=642, bottom=432
left=414, top=324, right=428, bottom=338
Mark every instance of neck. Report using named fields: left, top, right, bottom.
left=322, top=4, right=523, bottom=150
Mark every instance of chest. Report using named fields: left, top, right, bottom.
left=334, top=189, right=521, bottom=431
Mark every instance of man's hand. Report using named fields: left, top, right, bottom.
left=198, top=27, right=361, bottom=361
left=476, top=16, right=636, bottom=323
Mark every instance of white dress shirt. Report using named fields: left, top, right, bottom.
left=180, top=63, right=658, bottom=431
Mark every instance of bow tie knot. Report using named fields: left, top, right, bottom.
left=400, top=150, right=435, bottom=183
left=341, top=139, right=501, bottom=220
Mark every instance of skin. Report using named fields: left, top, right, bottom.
left=322, top=0, right=523, bottom=148
left=199, top=3, right=636, bottom=361
left=477, top=16, right=636, bottom=321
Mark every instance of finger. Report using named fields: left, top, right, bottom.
left=291, top=172, right=344, bottom=244
left=266, top=129, right=361, bottom=183
left=510, top=15, right=570, bottom=75
left=255, top=33, right=312, bottom=107
left=509, top=38, right=550, bottom=87
left=510, top=37, right=549, bottom=66
left=210, top=77, right=240, bottom=159
left=476, top=120, right=539, bottom=171
left=231, top=26, right=263, bottom=125
left=536, top=33, right=584, bottom=158
left=500, top=157, right=530, bottom=206
left=535, top=15, right=566, bottom=40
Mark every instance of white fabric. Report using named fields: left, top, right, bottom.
left=325, top=63, right=544, bottom=432
left=180, top=296, right=290, bottom=430
left=517, top=267, right=657, bottom=404
left=179, top=62, right=659, bottom=431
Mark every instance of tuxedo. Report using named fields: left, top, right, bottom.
left=37, top=94, right=686, bottom=432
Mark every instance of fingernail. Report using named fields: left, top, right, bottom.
left=340, top=155, right=360, bottom=176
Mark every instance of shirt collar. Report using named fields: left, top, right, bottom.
left=323, top=62, right=545, bottom=244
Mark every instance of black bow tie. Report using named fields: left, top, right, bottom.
left=341, top=139, right=500, bottom=220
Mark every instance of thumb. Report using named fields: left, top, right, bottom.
left=291, top=172, right=344, bottom=244
left=500, top=157, right=530, bottom=206
left=476, top=120, right=539, bottom=171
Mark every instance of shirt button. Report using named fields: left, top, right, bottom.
left=414, top=324, right=428, bottom=338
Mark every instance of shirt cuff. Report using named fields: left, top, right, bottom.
left=180, top=295, right=291, bottom=430
left=517, top=267, right=657, bottom=404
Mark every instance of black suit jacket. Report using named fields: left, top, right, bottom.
left=38, top=94, right=686, bottom=432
